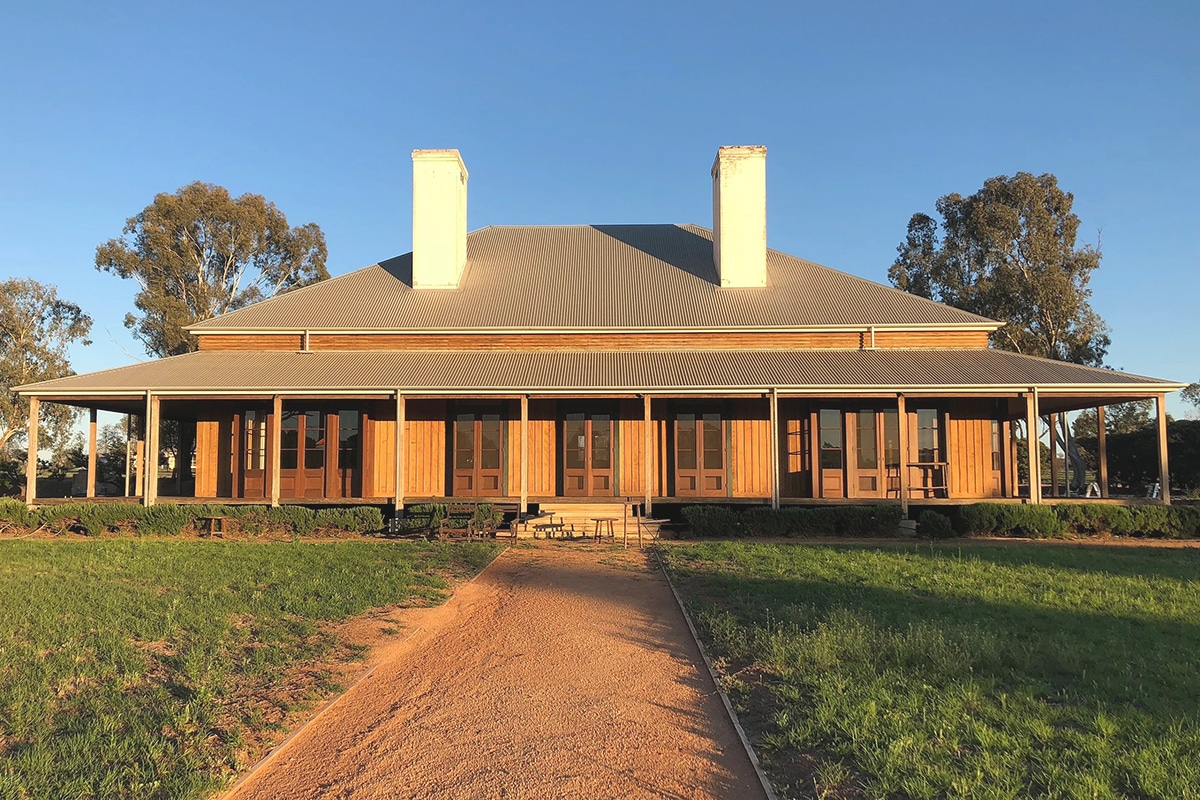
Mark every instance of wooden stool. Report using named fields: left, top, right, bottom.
left=198, top=516, right=225, bottom=538
left=591, top=517, right=616, bottom=542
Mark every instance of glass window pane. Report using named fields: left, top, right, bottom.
left=819, top=409, right=843, bottom=470
left=992, top=420, right=1003, bottom=471
left=857, top=410, right=877, bottom=470
left=592, top=415, right=611, bottom=469
left=305, top=411, right=324, bottom=451
left=480, top=415, right=501, bottom=470
left=917, top=408, right=939, bottom=463
left=883, top=410, right=899, bottom=467
left=305, top=447, right=324, bottom=469
left=702, top=414, right=722, bottom=470
left=677, top=415, right=696, bottom=470
left=565, top=416, right=586, bottom=469
left=280, top=450, right=297, bottom=470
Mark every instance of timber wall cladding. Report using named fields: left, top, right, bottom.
left=404, top=400, right=446, bottom=497
left=948, top=399, right=1003, bottom=499
left=370, top=401, right=396, bottom=498
left=196, top=329, right=991, bottom=352
left=617, top=399, right=645, bottom=497
left=730, top=398, right=772, bottom=497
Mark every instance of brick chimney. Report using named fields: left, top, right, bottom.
left=412, top=149, right=468, bottom=288
left=711, top=145, right=767, bottom=288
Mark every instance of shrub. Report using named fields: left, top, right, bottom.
left=315, top=506, right=383, bottom=534
left=918, top=510, right=954, bottom=539
left=741, top=506, right=791, bottom=537
left=681, top=505, right=741, bottom=538
left=956, top=503, right=1065, bottom=538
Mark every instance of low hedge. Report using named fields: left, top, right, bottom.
left=681, top=504, right=904, bottom=538
left=0, top=501, right=384, bottom=538
left=956, top=502, right=1200, bottom=539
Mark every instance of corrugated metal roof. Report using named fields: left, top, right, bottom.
left=17, top=348, right=1178, bottom=395
left=189, top=225, right=997, bottom=332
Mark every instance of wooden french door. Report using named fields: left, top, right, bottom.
left=675, top=411, right=725, bottom=497
left=279, top=407, right=362, bottom=499
left=816, top=408, right=845, bottom=498
left=563, top=408, right=615, bottom=496
left=238, top=408, right=269, bottom=499
left=845, top=408, right=901, bottom=498
left=453, top=408, right=504, bottom=497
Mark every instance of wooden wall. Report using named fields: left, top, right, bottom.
left=729, top=399, right=772, bottom=498
left=196, top=329, right=991, bottom=352
left=947, top=400, right=1004, bottom=499
left=404, top=400, right=446, bottom=497
left=190, top=396, right=1013, bottom=502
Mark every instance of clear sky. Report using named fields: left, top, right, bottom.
left=1, top=1, right=1197, bottom=412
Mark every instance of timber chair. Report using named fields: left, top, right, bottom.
left=438, top=502, right=478, bottom=540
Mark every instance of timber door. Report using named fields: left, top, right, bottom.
left=279, top=407, right=363, bottom=499
left=281, top=410, right=327, bottom=499
left=675, top=411, right=725, bottom=497
left=453, top=409, right=504, bottom=497
left=330, top=410, right=362, bottom=499
left=816, top=409, right=845, bottom=498
left=238, top=408, right=268, bottom=499
left=563, top=409, right=615, bottom=496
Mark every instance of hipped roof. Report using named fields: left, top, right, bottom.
left=16, top=348, right=1179, bottom=397
left=188, top=225, right=998, bottom=333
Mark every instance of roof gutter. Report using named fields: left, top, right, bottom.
left=17, top=381, right=1187, bottom=399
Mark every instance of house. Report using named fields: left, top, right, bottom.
left=14, top=146, right=1184, bottom=515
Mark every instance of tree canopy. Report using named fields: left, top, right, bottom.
left=889, top=172, right=1110, bottom=366
left=0, top=278, right=92, bottom=452
left=95, top=182, right=329, bottom=357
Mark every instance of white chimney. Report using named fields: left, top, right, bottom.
left=412, top=149, right=468, bottom=288
left=711, top=145, right=767, bottom=287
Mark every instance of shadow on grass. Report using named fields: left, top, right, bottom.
left=669, top=555, right=1200, bottom=723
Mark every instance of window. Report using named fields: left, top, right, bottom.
left=819, top=409, right=843, bottom=470
left=856, top=410, right=877, bottom=470
left=883, top=409, right=900, bottom=468
left=281, top=411, right=300, bottom=470
left=991, top=419, right=1003, bottom=472
left=916, top=409, right=939, bottom=463
left=243, top=410, right=266, bottom=471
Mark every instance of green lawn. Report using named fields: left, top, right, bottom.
left=659, top=542, right=1200, bottom=800
left=0, top=539, right=502, bottom=800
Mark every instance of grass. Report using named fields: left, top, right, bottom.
left=658, top=542, right=1200, bottom=800
left=0, top=539, right=503, bottom=800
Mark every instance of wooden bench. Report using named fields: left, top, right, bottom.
left=438, top=503, right=478, bottom=540
left=197, top=516, right=226, bottom=538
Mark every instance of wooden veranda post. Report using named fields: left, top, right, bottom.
left=25, top=397, right=38, bottom=506
left=144, top=393, right=159, bottom=507
left=1097, top=405, right=1109, bottom=498
left=394, top=392, right=405, bottom=511
left=520, top=395, right=529, bottom=514
left=269, top=395, right=282, bottom=507
left=1156, top=394, right=1171, bottom=505
left=769, top=388, right=780, bottom=510
left=86, top=408, right=97, bottom=498
left=896, top=394, right=908, bottom=517
left=643, top=394, right=653, bottom=515
left=1026, top=390, right=1041, bottom=505
left=1048, top=412, right=1059, bottom=498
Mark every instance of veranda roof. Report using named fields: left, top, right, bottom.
left=16, top=348, right=1181, bottom=400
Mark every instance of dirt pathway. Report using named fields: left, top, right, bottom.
left=228, top=543, right=765, bottom=800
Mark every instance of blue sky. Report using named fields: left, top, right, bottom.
left=1, top=1, right=1197, bottom=412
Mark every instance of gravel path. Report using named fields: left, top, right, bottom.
left=229, top=543, right=765, bottom=799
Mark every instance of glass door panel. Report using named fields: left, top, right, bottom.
left=676, top=410, right=724, bottom=497
left=817, top=409, right=844, bottom=498
left=453, top=408, right=505, bottom=497
left=562, top=409, right=614, bottom=496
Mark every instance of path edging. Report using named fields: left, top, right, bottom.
left=654, top=548, right=781, bottom=800
left=220, top=544, right=511, bottom=798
